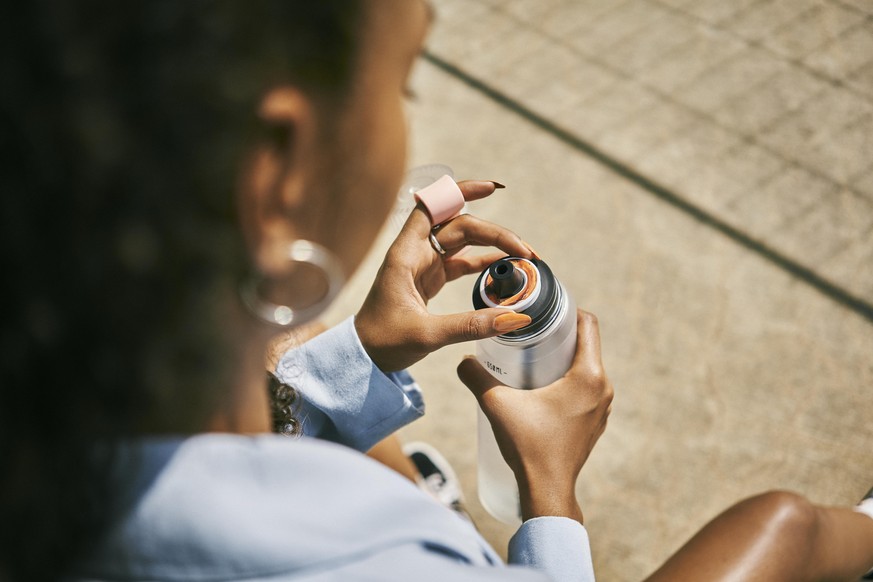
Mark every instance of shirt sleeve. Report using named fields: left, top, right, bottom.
left=508, top=517, right=596, bottom=582
left=274, top=316, right=425, bottom=452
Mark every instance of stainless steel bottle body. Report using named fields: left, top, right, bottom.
left=475, top=286, right=577, bottom=389
left=473, top=257, right=577, bottom=524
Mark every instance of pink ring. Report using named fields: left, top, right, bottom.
left=414, top=174, right=465, bottom=226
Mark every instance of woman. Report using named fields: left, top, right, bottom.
left=1, top=1, right=607, bottom=580
left=1, top=1, right=871, bottom=581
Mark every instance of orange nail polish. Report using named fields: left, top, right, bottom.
left=524, top=242, right=541, bottom=260
left=494, top=312, right=532, bottom=333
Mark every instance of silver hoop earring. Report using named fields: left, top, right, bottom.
left=240, top=240, right=345, bottom=328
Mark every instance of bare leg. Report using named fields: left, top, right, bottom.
left=366, top=435, right=420, bottom=483
left=645, top=491, right=873, bottom=582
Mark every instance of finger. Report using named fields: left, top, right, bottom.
left=457, top=356, right=504, bottom=401
left=427, top=308, right=531, bottom=348
left=400, top=203, right=434, bottom=239
left=457, top=180, right=501, bottom=202
left=566, top=309, right=604, bottom=380
left=434, top=214, right=534, bottom=259
left=399, top=179, right=500, bottom=239
left=443, top=250, right=508, bottom=282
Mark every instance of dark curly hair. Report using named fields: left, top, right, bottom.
left=0, top=1, right=363, bottom=579
left=268, top=372, right=302, bottom=437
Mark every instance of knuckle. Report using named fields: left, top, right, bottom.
left=602, top=388, right=614, bottom=411
left=586, top=365, right=607, bottom=387
left=442, top=214, right=471, bottom=238
left=602, top=380, right=615, bottom=403
left=452, top=213, right=474, bottom=227
left=437, top=219, right=466, bottom=247
left=463, top=316, right=487, bottom=341
left=495, top=229, right=520, bottom=251
left=384, top=242, right=410, bottom=266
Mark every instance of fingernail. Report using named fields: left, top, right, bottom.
left=524, top=242, right=541, bottom=260
left=489, top=181, right=506, bottom=189
left=494, top=312, right=531, bottom=333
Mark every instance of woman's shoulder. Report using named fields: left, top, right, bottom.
left=77, top=434, right=492, bottom=580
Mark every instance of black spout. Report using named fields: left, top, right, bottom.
left=488, top=259, right=525, bottom=299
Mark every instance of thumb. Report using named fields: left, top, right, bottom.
left=430, top=308, right=531, bottom=347
left=457, top=356, right=504, bottom=401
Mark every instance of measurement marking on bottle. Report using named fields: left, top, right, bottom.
left=485, top=361, right=507, bottom=375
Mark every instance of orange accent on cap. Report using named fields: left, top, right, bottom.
left=484, top=260, right=538, bottom=307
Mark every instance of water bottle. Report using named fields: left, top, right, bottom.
left=472, top=256, right=577, bottom=524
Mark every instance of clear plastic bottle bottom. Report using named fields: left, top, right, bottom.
left=477, top=407, right=522, bottom=525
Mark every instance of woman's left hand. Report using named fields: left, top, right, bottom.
left=355, top=180, right=536, bottom=372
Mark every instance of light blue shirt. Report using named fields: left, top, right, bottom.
left=73, top=318, right=595, bottom=581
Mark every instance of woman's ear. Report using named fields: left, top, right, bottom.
left=240, top=86, right=320, bottom=276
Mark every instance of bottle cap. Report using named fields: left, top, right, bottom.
left=476, top=257, right=542, bottom=312
left=473, top=256, right=561, bottom=338
left=414, top=174, right=465, bottom=226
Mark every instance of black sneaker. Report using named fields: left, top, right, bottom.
left=403, top=441, right=471, bottom=521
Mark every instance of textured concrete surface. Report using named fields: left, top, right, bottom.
left=325, top=2, right=873, bottom=580
left=427, top=0, right=873, bottom=302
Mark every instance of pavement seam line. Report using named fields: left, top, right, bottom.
left=422, top=50, right=873, bottom=326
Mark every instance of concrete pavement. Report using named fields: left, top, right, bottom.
left=325, top=2, right=873, bottom=579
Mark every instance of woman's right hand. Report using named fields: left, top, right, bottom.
left=456, top=309, right=613, bottom=524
